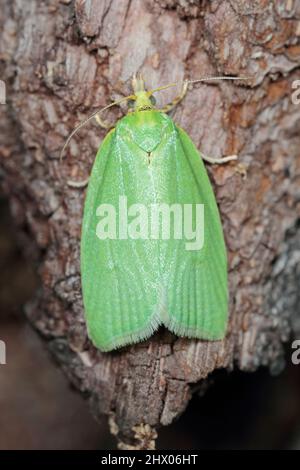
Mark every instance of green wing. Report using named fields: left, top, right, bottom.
left=81, top=126, right=162, bottom=352
left=162, top=126, right=228, bottom=340
left=81, top=112, right=228, bottom=351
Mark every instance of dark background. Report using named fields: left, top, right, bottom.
left=0, top=195, right=300, bottom=450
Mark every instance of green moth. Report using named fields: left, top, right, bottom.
left=63, top=75, right=245, bottom=352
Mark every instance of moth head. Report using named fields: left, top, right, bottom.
left=131, top=74, right=155, bottom=111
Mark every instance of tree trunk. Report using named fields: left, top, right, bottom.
left=1, top=0, right=299, bottom=449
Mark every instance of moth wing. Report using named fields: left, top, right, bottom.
left=81, top=129, right=161, bottom=351
left=161, top=126, right=228, bottom=339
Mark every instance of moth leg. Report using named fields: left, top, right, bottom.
left=159, top=80, right=189, bottom=113
left=201, top=153, right=238, bottom=164
left=67, top=177, right=89, bottom=189
left=201, top=153, right=247, bottom=178
left=94, top=114, right=114, bottom=129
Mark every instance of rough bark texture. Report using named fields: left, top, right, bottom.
left=0, top=0, right=300, bottom=449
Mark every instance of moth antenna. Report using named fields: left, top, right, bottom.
left=148, top=76, right=251, bottom=97
left=147, top=82, right=178, bottom=95
left=187, top=76, right=251, bottom=85
left=59, top=94, right=136, bottom=162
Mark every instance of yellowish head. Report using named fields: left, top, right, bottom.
left=131, top=75, right=154, bottom=111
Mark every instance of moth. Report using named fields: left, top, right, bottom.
left=62, top=75, right=247, bottom=351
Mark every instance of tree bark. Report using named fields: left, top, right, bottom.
left=1, top=0, right=300, bottom=449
